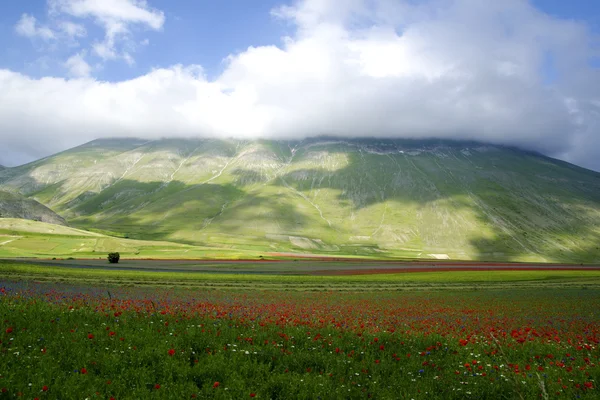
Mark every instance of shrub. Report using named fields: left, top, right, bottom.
left=107, top=252, right=120, bottom=264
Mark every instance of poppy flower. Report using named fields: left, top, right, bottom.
left=42, top=386, right=48, bottom=392
left=213, top=382, right=220, bottom=388
left=168, top=348, right=175, bottom=356
left=81, top=368, right=87, bottom=374
left=154, top=384, right=161, bottom=390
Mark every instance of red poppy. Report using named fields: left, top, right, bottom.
left=154, top=384, right=161, bottom=390
left=81, top=368, right=87, bottom=374
left=5, top=327, right=13, bottom=334
left=250, top=394, right=256, bottom=398
left=87, top=334, right=94, bottom=339
left=168, top=348, right=175, bottom=356
left=42, top=386, right=48, bottom=392
left=213, top=382, right=220, bottom=389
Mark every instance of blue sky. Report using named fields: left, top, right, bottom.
left=0, top=0, right=600, bottom=171
left=3, top=0, right=596, bottom=82
left=0, top=0, right=290, bottom=81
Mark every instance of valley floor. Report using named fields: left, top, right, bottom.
left=1, top=274, right=599, bottom=399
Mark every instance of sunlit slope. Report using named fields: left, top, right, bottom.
left=0, top=218, right=261, bottom=259
left=1, top=138, right=599, bottom=262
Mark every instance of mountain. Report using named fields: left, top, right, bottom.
left=1, top=137, right=599, bottom=262
left=0, top=189, right=67, bottom=226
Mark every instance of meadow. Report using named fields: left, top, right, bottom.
left=1, top=262, right=599, bottom=399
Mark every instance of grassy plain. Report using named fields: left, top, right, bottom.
left=0, top=219, right=268, bottom=260
left=1, top=278, right=599, bottom=399
left=2, top=261, right=600, bottom=292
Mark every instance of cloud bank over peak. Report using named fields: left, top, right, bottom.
left=2, top=0, right=600, bottom=171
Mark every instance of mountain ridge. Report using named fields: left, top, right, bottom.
left=1, top=137, right=599, bottom=262
left=0, top=189, right=67, bottom=226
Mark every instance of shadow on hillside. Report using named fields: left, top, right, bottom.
left=68, top=179, right=313, bottom=248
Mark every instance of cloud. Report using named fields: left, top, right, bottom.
left=2, top=0, right=600, bottom=171
left=15, top=14, right=56, bottom=41
left=65, top=52, right=92, bottom=77
left=48, top=0, right=165, bottom=63
left=59, top=21, right=87, bottom=38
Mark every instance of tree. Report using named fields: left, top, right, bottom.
left=107, top=252, right=120, bottom=264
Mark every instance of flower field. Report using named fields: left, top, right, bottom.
left=1, top=282, right=598, bottom=399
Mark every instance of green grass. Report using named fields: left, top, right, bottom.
left=1, top=285, right=598, bottom=399
left=3, top=262, right=600, bottom=292
left=0, top=219, right=266, bottom=260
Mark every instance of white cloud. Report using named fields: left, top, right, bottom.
left=49, top=0, right=164, bottom=64
left=65, top=52, right=92, bottom=77
left=15, top=13, right=56, bottom=40
left=59, top=21, right=87, bottom=38
left=2, top=0, right=600, bottom=171
left=49, top=0, right=165, bottom=29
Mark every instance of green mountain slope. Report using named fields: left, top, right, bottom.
left=1, top=138, right=599, bottom=262
left=0, top=189, right=67, bottom=226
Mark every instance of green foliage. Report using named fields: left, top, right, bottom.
left=107, top=252, right=120, bottom=264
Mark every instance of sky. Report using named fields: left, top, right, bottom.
left=0, top=0, right=599, bottom=171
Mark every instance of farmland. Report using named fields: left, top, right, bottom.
left=1, top=261, right=599, bottom=398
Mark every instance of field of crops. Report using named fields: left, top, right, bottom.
left=1, top=279, right=598, bottom=399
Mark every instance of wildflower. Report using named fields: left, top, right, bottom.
left=213, top=382, right=220, bottom=389
left=87, top=334, right=94, bottom=340
left=154, top=384, right=161, bottom=390
left=250, top=394, right=256, bottom=398
left=5, top=327, right=13, bottom=334
left=168, top=348, right=175, bottom=356
left=81, top=368, right=87, bottom=374
left=42, top=386, right=48, bottom=392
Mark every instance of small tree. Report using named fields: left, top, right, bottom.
left=107, top=252, right=120, bottom=264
